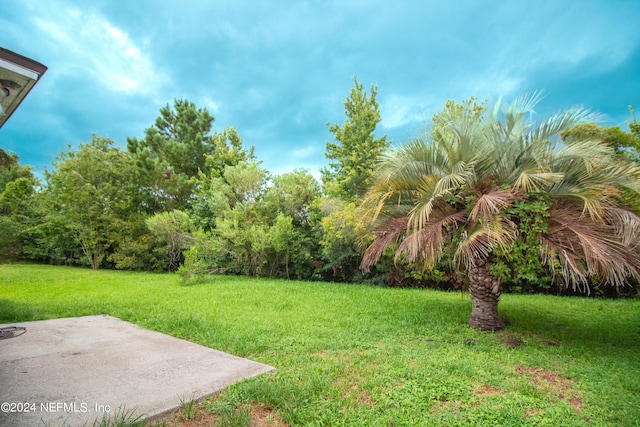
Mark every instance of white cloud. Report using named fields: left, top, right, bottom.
left=268, top=159, right=324, bottom=183
left=380, top=94, right=431, bottom=130
left=200, top=97, right=221, bottom=115
left=31, top=6, right=166, bottom=96
left=291, top=144, right=318, bottom=160
left=459, top=73, right=524, bottom=101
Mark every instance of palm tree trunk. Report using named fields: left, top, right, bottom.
left=468, top=262, right=504, bottom=331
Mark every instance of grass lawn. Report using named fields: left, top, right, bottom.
left=1, top=264, right=639, bottom=426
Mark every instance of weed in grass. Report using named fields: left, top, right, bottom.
left=516, top=366, right=583, bottom=414
left=206, top=401, right=251, bottom=427
left=177, top=394, right=197, bottom=420
left=89, top=406, right=144, bottom=427
left=42, top=406, right=149, bottom=427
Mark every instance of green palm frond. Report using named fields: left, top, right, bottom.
left=454, top=215, right=518, bottom=268
left=408, top=161, right=475, bottom=230
left=502, top=91, right=545, bottom=119
left=554, top=139, right=612, bottom=173
left=548, top=139, right=631, bottom=220
left=432, top=161, right=474, bottom=195
left=513, top=171, right=565, bottom=192
left=504, top=138, right=561, bottom=191
left=530, top=107, right=598, bottom=143
left=605, top=160, right=640, bottom=195
left=494, top=92, right=541, bottom=138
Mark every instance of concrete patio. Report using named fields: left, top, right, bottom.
left=0, top=315, right=274, bottom=426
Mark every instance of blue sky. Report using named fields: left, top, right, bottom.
left=2, top=0, right=639, bottom=179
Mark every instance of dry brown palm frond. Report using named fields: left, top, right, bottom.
left=469, top=188, right=520, bottom=222
left=396, top=209, right=467, bottom=268
left=539, top=206, right=640, bottom=290
left=607, top=207, right=640, bottom=248
left=360, top=216, right=408, bottom=271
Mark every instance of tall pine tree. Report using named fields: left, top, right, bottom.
left=322, top=78, right=389, bottom=201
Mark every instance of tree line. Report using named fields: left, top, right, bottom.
left=2, top=81, right=640, bottom=301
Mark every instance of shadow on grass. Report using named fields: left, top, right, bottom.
left=0, top=299, right=40, bottom=324
left=499, top=297, right=640, bottom=352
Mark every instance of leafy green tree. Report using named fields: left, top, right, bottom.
left=322, top=78, right=389, bottom=200
left=44, top=136, right=143, bottom=269
left=562, top=122, right=640, bottom=213
left=145, top=210, right=194, bottom=271
left=263, top=169, right=321, bottom=226
left=267, top=213, right=297, bottom=278
left=0, top=151, right=42, bottom=261
left=190, top=178, right=231, bottom=232
left=319, top=201, right=367, bottom=282
left=0, top=149, right=36, bottom=194
left=0, top=178, right=37, bottom=261
left=127, top=100, right=254, bottom=211
left=181, top=214, right=270, bottom=280
left=107, top=217, right=167, bottom=271
left=191, top=160, right=268, bottom=228
left=222, top=160, right=268, bottom=204
left=183, top=164, right=324, bottom=281
left=261, top=169, right=323, bottom=278
left=430, top=97, right=486, bottom=130
left=205, top=126, right=255, bottom=178
left=127, top=99, right=215, bottom=176
left=361, top=94, right=640, bottom=330
left=561, top=122, right=640, bottom=163
left=629, top=105, right=640, bottom=138
left=181, top=161, right=269, bottom=280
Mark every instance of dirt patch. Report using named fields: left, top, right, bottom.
left=516, top=366, right=582, bottom=414
left=472, top=385, right=505, bottom=397
left=315, top=349, right=370, bottom=361
left=498, top=332, right=562, bottom=349
left=247, top=404, right=290, bottom=427
left=163, top=402, right=289, bottom=427
left=333, top=367, right=375, bottom=408
left=466, top=385, right=505, bottom=410
left=430, top=400, right=462, bottom=416
left=163, top=408, right=218, bottom=427
left=321, top=350, right=377, bottom=409
left=342, top=383, right=375, bottom=407
left=498, top=332, right=525, bottom=349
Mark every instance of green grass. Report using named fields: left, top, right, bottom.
left=2, top=264, right=639, bottom=426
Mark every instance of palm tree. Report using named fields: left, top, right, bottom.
left=360, top=94, right=640, bottom=330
